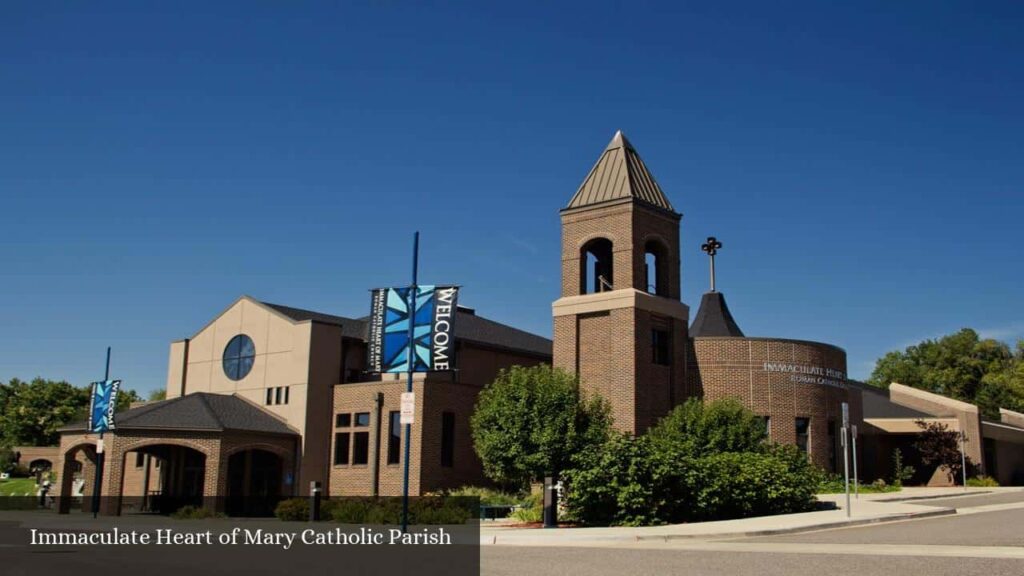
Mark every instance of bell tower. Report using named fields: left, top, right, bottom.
left=552, top=131, right=690, bottom=434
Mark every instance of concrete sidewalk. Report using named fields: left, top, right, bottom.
left=480, top=487, right=1024, bottom=546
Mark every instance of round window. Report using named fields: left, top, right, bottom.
left=223, top=334, right=255, bottom=381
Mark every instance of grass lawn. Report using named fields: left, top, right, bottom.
left=0, top=478, right=37, bottom=496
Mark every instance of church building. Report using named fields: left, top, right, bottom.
left=54, top=131, right=1024, bottom=516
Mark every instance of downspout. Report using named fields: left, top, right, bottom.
left=179, top=338, right=190, bottom=397
left=371, top=392, right=384, bottom=496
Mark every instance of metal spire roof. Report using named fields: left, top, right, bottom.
left=566, top=130, right=675, bottom=212
left=690, top=291, right=745, bottom=338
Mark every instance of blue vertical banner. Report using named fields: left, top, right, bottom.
left=87, top=379, right=122, bottom=433
left=368, top=285, right=459, bottom=373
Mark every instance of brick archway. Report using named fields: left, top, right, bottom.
left=56, top=442, right=97, bottom=514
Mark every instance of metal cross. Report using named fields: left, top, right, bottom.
left=701, top=236, right=723, bottom=292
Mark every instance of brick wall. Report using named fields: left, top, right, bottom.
left=688, top=337, right=861, bottom=471
left=328, top=342, right=547, bottom=497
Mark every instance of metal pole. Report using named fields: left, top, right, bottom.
left=91, top=347, right=111, bottom=518
left=841, top=426, right=850, bottom=518
left=852, top=424, right=859, bottom=499
left=401, top=232, right=419, bottom=533
left=960, top=431, right=968, bottom=491
left=709, top=254, right=716, bottom=292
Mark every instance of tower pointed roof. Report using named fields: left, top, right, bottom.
left=566, top=130, right=675, bottom=212
left=690, top=291, right=745, bottom=338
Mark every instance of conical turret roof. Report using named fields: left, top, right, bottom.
left=690, top=291, right=744, bottom=337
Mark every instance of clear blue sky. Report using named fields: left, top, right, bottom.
left=2, top=2, right=1022, bottom=395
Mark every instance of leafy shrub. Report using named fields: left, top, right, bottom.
left=891, top=448, right=915, bottom=487
left=817, top=474, right=901, bottom=494
left=171, top=505, right=224, bottom=519
left=444, top=486, right=522, bottom=507
left=966, top=475, right=999, bottom=487
left=647, top=398, right=768, bottom=458
left=563, top=401, right=823, bottom=526
left=685, top=450, right=818, bottom=522
left=274, top=498, right=310, bottom=521
left=510, top=504, right=542, bottom=523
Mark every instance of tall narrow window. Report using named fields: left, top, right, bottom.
left=652, top=329, right=670, bottom=365
left=827, top=420, right=837, bottom=472
left=266, top=388, right=273, bottom=405
left=441, top=412, right=455, bottom=468
left=275, top=387, right=282, bottom=405
left=334, top=432, right=350, bottom=465
left=795, top=417, right=811, bottom=454
left=283, top=386, right=289, bottom=405
left=352, top=431, right=370, bottom=465
left=388, top=411, right=401, bottom=465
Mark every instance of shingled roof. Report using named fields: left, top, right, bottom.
left=59, top=393, right=297, bottom=435
left=566, top=130, right=675, bottom=212
left=265, top=299, right=551, bottom=358
left=350, top=307, right=551, bottom=358
left=262, top=301, right=367, bottom=339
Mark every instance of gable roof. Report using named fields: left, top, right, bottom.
left=352, top=307, right=552, bottom=358
left=566, top=130, right=675, bottom=212
left=58, top=393, right=297, bottom=435
left=187, top=296, right=551, bottom=358
left=262, top=301, right=367, bottom=339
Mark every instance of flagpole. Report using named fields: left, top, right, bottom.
left=401, top=232, right=419, bottom=533
left=91, top=347, right=110, bottom=518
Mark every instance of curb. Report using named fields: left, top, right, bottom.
left=632, top=508, right=957, bottom=541
left=872, top=491, right=992, bottom=503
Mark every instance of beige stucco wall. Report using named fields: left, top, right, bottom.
left=164, top=296, right=343, bottom=493
left=889, top=383, right=985, bottom=474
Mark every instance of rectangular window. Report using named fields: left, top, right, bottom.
left=352, top=431, right=370, bottom=465
left=135, top=452, right=145, bottom=468
left=283, top=386, right=289, bottom=404
left=652, top=329, right=670, bottom=365
left=266, top=388, right=273, bottom=405
left=388, top=411, right=401, bottom=465
left=336, top=413, right=351, bottom=428
left=441, top=412, right=455, bottom=468
left=333, top=432, right=350, bottom=465
left=756, top=416, right=771, bottom=439
left=355, top=412, right=370, bottom=427
left=827, top=420, right=837, bottom=472
left=275, top=387, right=282, bottom=405
left=795, top=417, right=811, bottom=454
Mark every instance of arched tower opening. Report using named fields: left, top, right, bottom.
left=580, top=237, right=614, bottom=294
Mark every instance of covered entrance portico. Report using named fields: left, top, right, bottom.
left=56, top=393, right=299, bottom=516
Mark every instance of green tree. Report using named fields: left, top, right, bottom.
left=0, top=378, right=90, bottom=446
left=914, top=420, right=972, bottom=485
left=148, top=389, right=167, bottom=402
left=647, top=397, right=768, bottom=458
left=868, top=329, right=1023, bottom=419
left=470, top=365, right=610, bottom=490
left=0, top=378, right=144, bottom=446
left=115, top=388, right=142, bottom=412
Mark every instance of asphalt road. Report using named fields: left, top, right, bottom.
left=482, top=546, right=1022, bottom=576
left=481, top=491, right=1024, bottom=576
